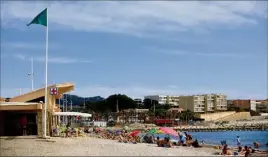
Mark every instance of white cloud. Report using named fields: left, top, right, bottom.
left=12, top=54, right=92, bottom=64
left=145, top=47, right=255, bottom=58
left=2, top=42, right=58, bottom=50
left=1, top=1, right=267, bottom=37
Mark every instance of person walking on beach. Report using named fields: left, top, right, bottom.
left=20, top=115, right=27, bottom=136
left=236, top=136, right=241, bottom=147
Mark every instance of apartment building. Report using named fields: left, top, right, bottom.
left=249, top=100, right=258, bottom=111
left=179, top=94, right=227, bottom=113
left=166, top=96, right=180, bottom=106
left=214, top=94, right=228, bottom=111
left=256, top=100, right=268, bottom=113
left=144, top=95, right=167, bottom=105
left=232, top=99, right=251, bottom=110
left=134, top=98, right=143, bottom=107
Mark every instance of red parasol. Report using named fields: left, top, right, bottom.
left=129, top=130, right=141, bottom=137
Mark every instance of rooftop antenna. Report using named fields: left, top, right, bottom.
left=27, top=56, right=34, bottom=91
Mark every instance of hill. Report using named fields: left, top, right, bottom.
left=57, top=94, right=105, bottom=106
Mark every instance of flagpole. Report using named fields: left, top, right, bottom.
left=43, top=8, right=48, bottom=138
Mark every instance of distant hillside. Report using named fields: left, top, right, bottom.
left=57, top=94, right=104, bottom=106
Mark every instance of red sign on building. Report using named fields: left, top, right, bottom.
left=50, top=87, right=58, bottom=95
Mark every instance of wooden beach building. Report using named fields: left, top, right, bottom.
left=0, top=83, right=74, bottom=137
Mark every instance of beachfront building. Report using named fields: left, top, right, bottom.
left=144, top=95, right=167, bottom=105
left=179, top=94, right=227, bottom=113
left=166, top=95, right=180, bottom=107
left=214, top=94, right=228, bottom=111
left=249, top=100, right=258, bottom=111
left=0, top=83, right=74, bottom=137
left=232, top=99, right=251, bottom=110
left=116, top=108, right=149, bottom=123
left=256, top=101, right=268, bottom=113
left=134, top=98, right=143, bottom=107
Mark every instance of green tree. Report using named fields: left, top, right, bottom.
left=84, top=94, right=137, bottom=113
left=106, top=94, right=137, bottom=111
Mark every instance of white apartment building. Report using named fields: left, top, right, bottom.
left=179, top=94, right=227, bottom=113
left=144, top=95, right=167, bottom=105
left=249, top=100, right=258, bottom=111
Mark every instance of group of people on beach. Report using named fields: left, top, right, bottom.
left=219, top=136, right=266, bottom=156
left=85, top=127, right=268, bottom=157
left=92, top=128, right=202, bottom=149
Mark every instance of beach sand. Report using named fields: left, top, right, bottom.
left=0, top=137, right=218, bottom=156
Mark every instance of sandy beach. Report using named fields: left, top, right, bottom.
left=0, top=137, right=218, bottom=156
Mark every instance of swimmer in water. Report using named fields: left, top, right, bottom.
left=253, top=142, right=260, bottom=149
left=236, top=136, right=241, bottom=147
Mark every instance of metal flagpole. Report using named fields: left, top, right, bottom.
left=70, top=92, right=72, bottom=111
left=43, top=8, right=49, bottom=138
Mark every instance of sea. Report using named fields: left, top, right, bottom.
left=145, top=131, right=268, bottom=151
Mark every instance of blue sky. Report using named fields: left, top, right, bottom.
left=1, top=1, right=267, bottom=99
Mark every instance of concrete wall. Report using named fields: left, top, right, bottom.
left=198, top=111, right=235, bottom=121
left=217, top=112, right=251, bottom=122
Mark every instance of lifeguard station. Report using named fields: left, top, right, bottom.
left=0, top=83, right=75, bottom=137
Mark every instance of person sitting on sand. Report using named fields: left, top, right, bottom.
left=241, top=146, right=251, bottom=157
left=220, top=144, right=233, bottom=156
left=179, top=134, right=186, bottom=146
left=238, top=146, right=243, bottom=153
left=156, top=137, right=160, bottom=146
left=192, top=139, right=202, bottom=148
left=163, top=137, right=173, bottom=148
left=186, top=137, right=193, bottom=146
left=253, top=142, right=260, bottom=149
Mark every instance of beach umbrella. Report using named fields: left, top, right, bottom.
left=159, top=127, right=179, bottom=137
left=147, top=128, right=159, bottom=134
left=129, top=130, right=141, bottom=137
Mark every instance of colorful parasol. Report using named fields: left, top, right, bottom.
left=159, top=127, right=179, bottom=137
left=129, top=130, right=141, bottom=137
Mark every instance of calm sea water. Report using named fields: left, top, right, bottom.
left=145, top=131, right=268, bottom=151
left=189, top=131, right=268, bottom=151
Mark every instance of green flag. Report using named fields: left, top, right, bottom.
left=27, top=8, right=47, bottom=27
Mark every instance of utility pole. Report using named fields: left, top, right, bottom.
left=116, top=99, right=119, bottom=113
left=84, top=97, right=86, bottom=109
left=70, top=92, right=72, bottom=111
left=27, top=57, right=34, bottom=91
left=153, top=101, right=156, bottom=117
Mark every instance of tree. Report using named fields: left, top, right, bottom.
left=106, top=94, right=137, bottom=112
left=178, top=110, right=197, bottom=121
left=250, top=110, right=261, bottom=116
left=84, top=94, right=137, bottom=113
